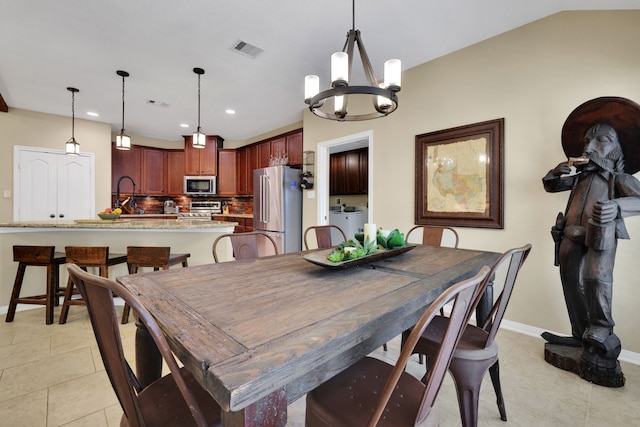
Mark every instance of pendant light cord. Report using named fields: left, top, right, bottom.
left=121, top=75, right=126, bottom=132
left=71, top=90, right=75, bottom=138
left=197, top=72, right=201, bottom=131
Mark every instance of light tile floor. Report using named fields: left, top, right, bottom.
left=2, top=306, right=640, bottom=426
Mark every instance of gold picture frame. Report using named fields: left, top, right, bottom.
left=415, top=118, right=504, bottom=229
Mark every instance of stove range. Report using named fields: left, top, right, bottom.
left=178, top=200, right=222, bottom=220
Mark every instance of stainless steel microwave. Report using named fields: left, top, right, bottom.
left=184, top=176, right=217, bottom=195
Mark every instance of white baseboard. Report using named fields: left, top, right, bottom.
left=500, top=318, right=640, bottom=366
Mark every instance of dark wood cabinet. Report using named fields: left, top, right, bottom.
left=330, top=153, right=346, bottom=195
left=359, top=148, right=368, bottom=194
left=236, top=147, right=248, bottom=195
left=112, top=144, right=141, bottom=194
left=218, top=149, right=237, bottom=195
left=286, top=131, right=303, bottom=166
left=228, top=129, right=303, bottom=196
left=234, top=144, right=256, bottom=196
left=330, top=147, right=368, bottom=195
left=184, top=135, right=222, bottom=176
left=258, top=141, right=271, bottom=169
left=167, top=150, right=185, bottom=195
left=248, top=145, right=258, bottom=195
left=141, top=147, right=166, bottom=195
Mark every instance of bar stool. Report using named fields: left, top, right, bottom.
left=120, top=246, right=190, bottom=324
left=6, top=246, right=67, bottom=325
left=59, top=246, right=128, bottom=324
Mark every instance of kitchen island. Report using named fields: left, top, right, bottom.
left=0, top=219, right=237, bottom=308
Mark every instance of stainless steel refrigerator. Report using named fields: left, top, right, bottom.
left=253, top=165, right=302, bottom=254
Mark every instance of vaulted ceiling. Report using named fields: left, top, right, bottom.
left=1, top=1, right=639, bottom=141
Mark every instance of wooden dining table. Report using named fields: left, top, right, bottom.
left=117, top=244, right=499, bottom=426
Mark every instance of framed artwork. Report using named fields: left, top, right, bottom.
left=415, top=118, right=504, bottom=229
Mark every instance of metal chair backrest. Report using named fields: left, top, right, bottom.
left=406, top=225, right=459, bottom=248
left=67, top=264, right=209, bottom=427
left=478, top=243, right=532, bottom=347
left=212, top=231, right=279, bottom=262
left=303, top=225, right=347, bottom=250
left=369, top=266, right=491, bottom=425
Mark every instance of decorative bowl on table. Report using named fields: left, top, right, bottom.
left=97, top=213, right=120, bottom=220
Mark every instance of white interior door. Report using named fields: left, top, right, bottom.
left=17, top=149, right=58, bottom=221
left=14, top=146, right=95, bottom=221
left=57, top=154, right=94, bottom=220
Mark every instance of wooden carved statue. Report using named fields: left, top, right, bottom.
left=541, top=97, right=640, bottom=387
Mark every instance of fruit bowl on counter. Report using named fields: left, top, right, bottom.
left=97, top=213, right=120, bottom=220
left=97, top=207, right=122, bottom=220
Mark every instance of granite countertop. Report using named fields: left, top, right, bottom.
left=120, top=214, right=179, bottom=219
left=0, top=218, right=239, bottom=230
left=213, top=213, right=254, bottom=219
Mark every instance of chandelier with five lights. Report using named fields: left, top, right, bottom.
left=304, top=0, right=401, bottom=121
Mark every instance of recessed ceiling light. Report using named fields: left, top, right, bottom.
left=225, top=109, right=236, bottom=115
left=87, top=111, right=99, bottom=117
left=180, top=123, right=189, bottom=128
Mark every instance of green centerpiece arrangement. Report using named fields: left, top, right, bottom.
left=327, top=229, right=406, bottom=263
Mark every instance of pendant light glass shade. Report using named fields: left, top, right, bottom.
left=303, top=0, right=401, bottom=121
left=65, top=87, right=80, bottom=155
left=116, top=133, right=131, bottom=150
left=192, top=67, right=206, bottom=149
left=115, top=70, right=131, bottom=150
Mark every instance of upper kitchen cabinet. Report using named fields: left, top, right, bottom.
left=258, top=141, right=271, bottom=169
left=232, top=129, right=303, bottom=196
left=217, top=149, right=237, bottom=195
left=270, top=130, right=303, bottom=166
left=236, top=147, right=248, bottom=195
left=285, top=130, right=303, bottom=166
left=141, top=147, right=166, bottom=195
left=330, top=147, right=368, bottom=195
left=112, top=144, right=172, bottom=196
left=112, top=144, right=141, bottom=194
left=184, top=135, right=223, bottom=176
left=166, top=149, right=185, bottom=195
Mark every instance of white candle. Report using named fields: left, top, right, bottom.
left=363, top=223, right=377, bottom=245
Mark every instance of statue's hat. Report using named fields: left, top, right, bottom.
left=562, top=97, right=640, bottom=174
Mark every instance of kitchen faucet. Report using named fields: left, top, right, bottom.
left=115, top=175, right=136, bottom=212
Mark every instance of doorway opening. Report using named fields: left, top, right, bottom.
left=316, top=130, right=373, bottom=225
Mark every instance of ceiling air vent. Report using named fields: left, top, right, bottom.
left=146, top=100, right=170, bottom=108
left=231, top=40, right=264, bottom=59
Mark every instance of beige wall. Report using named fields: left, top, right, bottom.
left=302, top=11, right=640, bottom=352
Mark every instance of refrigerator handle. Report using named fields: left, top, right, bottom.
left=261, top=174, right=269, bottom=223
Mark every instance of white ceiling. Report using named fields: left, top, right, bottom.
left=1, top=1, right=639, bottom=142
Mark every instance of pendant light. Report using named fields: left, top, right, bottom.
left=65, top=87, right=80, bottom=155
left=304, top=0, right=401, bottom=121
left=115, top=70, right=131, bottom=150
left=192, top=67, right=206, bottom=149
